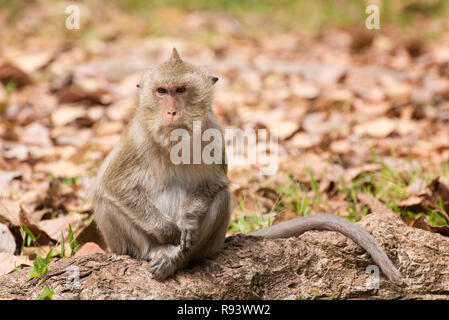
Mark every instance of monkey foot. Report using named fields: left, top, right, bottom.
left=148, top=245, right=182, bottom=281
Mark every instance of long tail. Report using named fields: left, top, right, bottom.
left=250, top=213, right=403, bottom=285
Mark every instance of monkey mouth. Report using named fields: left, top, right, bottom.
left=163, top=123, right=188, bottom=130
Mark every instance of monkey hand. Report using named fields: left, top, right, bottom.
left=180, top=225, right=197, bottom=251
left=156, top=220, right=181, bottom=245
left=179, top=214, right=199, bottom=252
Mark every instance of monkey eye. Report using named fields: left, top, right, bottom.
left=175, top=86, right=186, bottom=93
left=157, top=87, right=168, bottom=94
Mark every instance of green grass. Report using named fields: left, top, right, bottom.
left=1, top=0, right=448, bottom=44
left=229, top=155, right=449, bottom=236
left=112, top=0, right=449, bottom=33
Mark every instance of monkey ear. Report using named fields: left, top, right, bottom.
left=210, top=76, right=219, bottom=85
left=171, top=48, right=182, bottom=62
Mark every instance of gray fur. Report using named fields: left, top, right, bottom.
left=251, top=214, right=403, bottom=284
left=90, top=50, right=402, bottom=284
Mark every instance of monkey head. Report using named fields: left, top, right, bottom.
left=137, top=48, right=218, bottom=136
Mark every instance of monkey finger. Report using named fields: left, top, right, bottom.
left=180, top=230, right=187, bottom=251
left=185, top=231, right=193, bottom=250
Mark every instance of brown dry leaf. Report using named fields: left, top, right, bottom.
left=431, top=225, right=449, bottom=237
left=0, top=199, right=21, bottom=226
left=357, top=192, right=395, bottom=215
left=397, top=195, right=423, bottom=207
left=404, top=215, right=449, bottom=237
left=406, top=178, right=427, bottom=196
left=272, top=208, right=298, bottom=225
left=34, top=160, right=86, bottom=178
left=403, top=215, right=432, bottom=232
left=353, top=99, right=391, bottom=117
left=281, top=153, right=331, bottom=183
left=91, top=135, right=121, bottom=153
left=0, top=82, right=6, bottom=107
left=10, top=51, right=55, bottom=73
left=53, top=127, right=92, bottom=147
left=397, top=192, right=449, bottom=223
left=57, top=87, right=113, bottom=105
left=428, top=177, right=449, bottom=215
left=2, top=144, right=30, bottom=161
left=288, top=132, right=321, bottom=149
left=19, top=204, right=52, bottom=245
left=290, top=80, right=320, bottom=99
left=344, top=163, right=381, bottom=182
left=0, top=62, right=33, bottom=88
left=20, top=182, right=50, bottom=205
left=330, top=139, right=351, bottom=154
left=106, top=99, right=135, bottom=121
left=0, top=171, right=21, bottom=193
left=39, top=216, right=80, bottom=242
left=0, top=223, right=16, bottom=254
left=327, top=195, right=350, bottom=217
left=233, top=186, right=277, bottom=215
left=266, top=119, right=299, bottom=140
left=354, top=118, right=396, bottom=138
left=76, top=220, right=106, bottom=249
left=0, top=252, right=31, bottom=276
left=95, top=121, right=124, bottom=136
left=51, top=105, right=86, bottom=126
left=20, top=122, right=52, bottom=147
left=74, top=242, right=104, bottom=257
left=22, top=246, right=53, bottom=260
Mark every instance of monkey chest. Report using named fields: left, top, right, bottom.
left=150, top=183, right=189, bottom=218
left=146, top=164, right=214, bottom=218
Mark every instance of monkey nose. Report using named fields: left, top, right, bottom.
left=167, top=111, right=177, bottom=116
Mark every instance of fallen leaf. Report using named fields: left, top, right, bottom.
left=354, top=118, right=396, bottom=138
left=429, top=177, right=449, bottom=214
left=20, top=122, right=52, bottom=147
left=0, top=223, right=16, bottom=254
left=39, top=216, right=80, bottom=242
left=0, top=171, right=21, bottom=193
left=344, top=164, right=381, bottom=182
left=19, top=204, right=52, bottom=245
left=330, top=139, right=351, bottom=154
left=57, top=87, right=113, bottom=105
left=0, top=252, right=31, bottom=276
left=11, top=51, right=55, bottom=73
left=406, top=178, right=427, bottom=196
left=74, top=242, right=104, bottom=257
left=397, top=195, right=423, bottom=207
left=431, top=225, right=449, bottom=237
left=76, top=220, right=106, bottom=250
left=272, top=208, right=298, bottom=225
left=357, top=192, right=395, bottom=215
left=51, top=105, right=86, bottom=126
left=0, top=199, right=21, bottom=226
left=288, top=132, right=321, bottom=149
left=34, top=160, right=85, bottom=178
left=22, top=246, right=53, bottom=260
left=0, top=62, right=33, bottom=88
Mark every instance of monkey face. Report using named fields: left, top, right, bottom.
left=137, top=49, right=219, bottom=135
left=151, top=83, right=188, bottom=129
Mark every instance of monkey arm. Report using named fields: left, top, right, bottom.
left=250, top=213, right=403, bottom=285
left=102, top=180, right=181, bottom=244
left=178, top=180, right=227, bottom=251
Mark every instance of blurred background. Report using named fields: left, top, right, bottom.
left=1, top=0, right=449, bottom=269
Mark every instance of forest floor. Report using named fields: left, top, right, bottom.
left=0, top=0, right=449, bottom=299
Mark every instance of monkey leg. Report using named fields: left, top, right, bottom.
left=148, top=188, right=231, bottom=280
left=94, top=197, right=157, bottom=259
left=148, top=244, right=184, bottom=280
left=190, top=187, right=231, bottom=260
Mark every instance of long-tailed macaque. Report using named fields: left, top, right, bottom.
left=89, top=49, right=402, bottom=284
